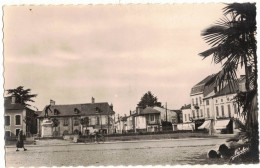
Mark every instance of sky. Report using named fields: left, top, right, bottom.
left=4, top=4, right=225, bottom=115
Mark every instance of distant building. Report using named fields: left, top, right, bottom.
left=37, top=98, right=115, bottom=137
left=181, top=104, right=192, bottom=123
left=4, top=96, right=37, bottom=140
left=153, top=106, right=179, bottom=124
left=132, top=106, right=161, bottom=132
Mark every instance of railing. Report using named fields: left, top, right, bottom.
left=146, top=120, right=160, bottom=125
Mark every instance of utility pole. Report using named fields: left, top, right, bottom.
left=165, top=102, right=168, bottom=122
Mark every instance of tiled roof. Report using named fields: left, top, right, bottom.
left=38, top=102, right=115, bottom=118
left=190, top=74, right=215, bottom=95
left=4, top=96, right=25, bottom=110
left=213, top=82, right=239, bottom=97
left=139, top=107, right=160, bottom=115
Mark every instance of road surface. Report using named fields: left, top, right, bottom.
left=5, top=138, right=227, bottom=167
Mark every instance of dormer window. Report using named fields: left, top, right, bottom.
left=54, top=109, right=60, bottom=115
left=74, top=108, right=80, bottom=114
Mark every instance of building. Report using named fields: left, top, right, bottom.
left=4, top=96, right=37, bottom=140
left=153, top=106, right=179, bottom=123
left=133, top=107, right=161, bottom=132
left=181, top=104, right=192, bottom=123
left=191, top=74, right=246, bottom=134
left=37, top=98, right=115, bottom=137
left=190, top=74, right=215, bottom=129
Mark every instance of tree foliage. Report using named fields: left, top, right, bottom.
left=137, top=91, right=162, bottom=109
left=199, top=3, right=256, bottom=91
left=6, top=86, right=37, bottom=107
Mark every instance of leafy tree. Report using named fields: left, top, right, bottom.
left=200, top=3, right=258, bottom=162
left=6, top=86, right=37, bottom=107
left=137, top=91, right=162, bottom=109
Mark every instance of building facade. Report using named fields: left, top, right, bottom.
left=4, top=96, right=37, bottom=140
left=37, top=98, right=115, bottom=137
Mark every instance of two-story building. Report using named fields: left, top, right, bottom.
left=37, top=98, right=115, bottom=137
left=4, top=96, right=37, bottom=140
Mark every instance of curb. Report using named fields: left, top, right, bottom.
left=5, top=137, right=227, bottom=148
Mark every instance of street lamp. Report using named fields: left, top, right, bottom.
left=95, top=107, right=102, bottom=133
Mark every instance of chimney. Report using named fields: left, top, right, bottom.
left=11, top=96, right=16, bottom=104
left=136, top=106, right=142, bottom=114
left=130, top=110, right=132, bottom=115
left=92, top=97, right=95, bottom=104
left=50, top=99, right=55, bottom=106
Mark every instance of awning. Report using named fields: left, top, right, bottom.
left=198, top=120, right=211, bottom=129
left=214, top=119, right=230, bottom=130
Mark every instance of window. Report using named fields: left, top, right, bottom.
left=207, top=108, right=210, bottom=118
left=4, top=116, right=10, bottom=126
left=184, top=114, right=187, bottom=121
left=227, top=97, right=230, bottom=101
left=228, top=104, right=231, bottom=117
left=200, top=109, right=203, bottom=117
left=64, top=118, right=69, bottom=126
left=196, top=98, right=198, bottom=105
left=196, top=111, right=199, bottom=118
left=5, top=131, right=11, bottom=138
left=199, top=97, right=202, bottom=104
left=221, top=99, right=223, bottom=102
left=16, top=129, right=20, bottom=136
left=216, top=99, right=218, bottom=103
left=192, top=99, right=194, bottom=105
left=234, top=104, right=237, bottom=114
left=150, top=115, right=155, bottom=121
left=15, top=115, right=21, bottom=125
left=74, top=119, right=79, bottom=126
left=221, top=105, right=225, bottom=116
left=96, top=117, right=100, bottom=125
left=192, top=110, right=195, bottom=118
left=206, top=100, right=209, bottom=105
left=216, top=106, right=219, bottom=116
left=188, top=114, right=190, bottom=121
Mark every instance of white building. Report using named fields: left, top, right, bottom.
left=190, top=74, right=246, bottom=134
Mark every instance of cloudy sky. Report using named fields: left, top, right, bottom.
left=4, top=4, right=225, bottom=115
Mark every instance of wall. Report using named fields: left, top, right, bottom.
left=182, top=108, right=192, bottom=123
left=135, top=116, right=146, bottom=130
left=190, top=93, right=205, bottom=120
left=213, top=94, right=237, bottom=119
left=4, top=109, right=26, bottom=139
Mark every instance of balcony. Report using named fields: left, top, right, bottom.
left=147, top=119, right=160, bottom=125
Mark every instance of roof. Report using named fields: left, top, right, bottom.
left=180, top=104, right=191, bottom=110
left=4, top=96, right=26, bottom=110
left=190, top=74, right=215, bottom=95
left=139, top=107, right=160, bottom=115
left=121, top=116, right=128, bottom=121
left=213, top=82, right=239, bottom=97
left=38, top=102, right=115, bottom=118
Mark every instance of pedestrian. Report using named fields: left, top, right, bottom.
left=16, top=130, right=27, bottom=151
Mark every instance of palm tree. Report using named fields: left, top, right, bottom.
left=199, top=3, right=258, bottom=162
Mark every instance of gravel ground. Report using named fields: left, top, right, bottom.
left=5, top=138, right=227, bottom=167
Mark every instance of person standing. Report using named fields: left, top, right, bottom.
left=16, top=130, right=27, bottom=151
